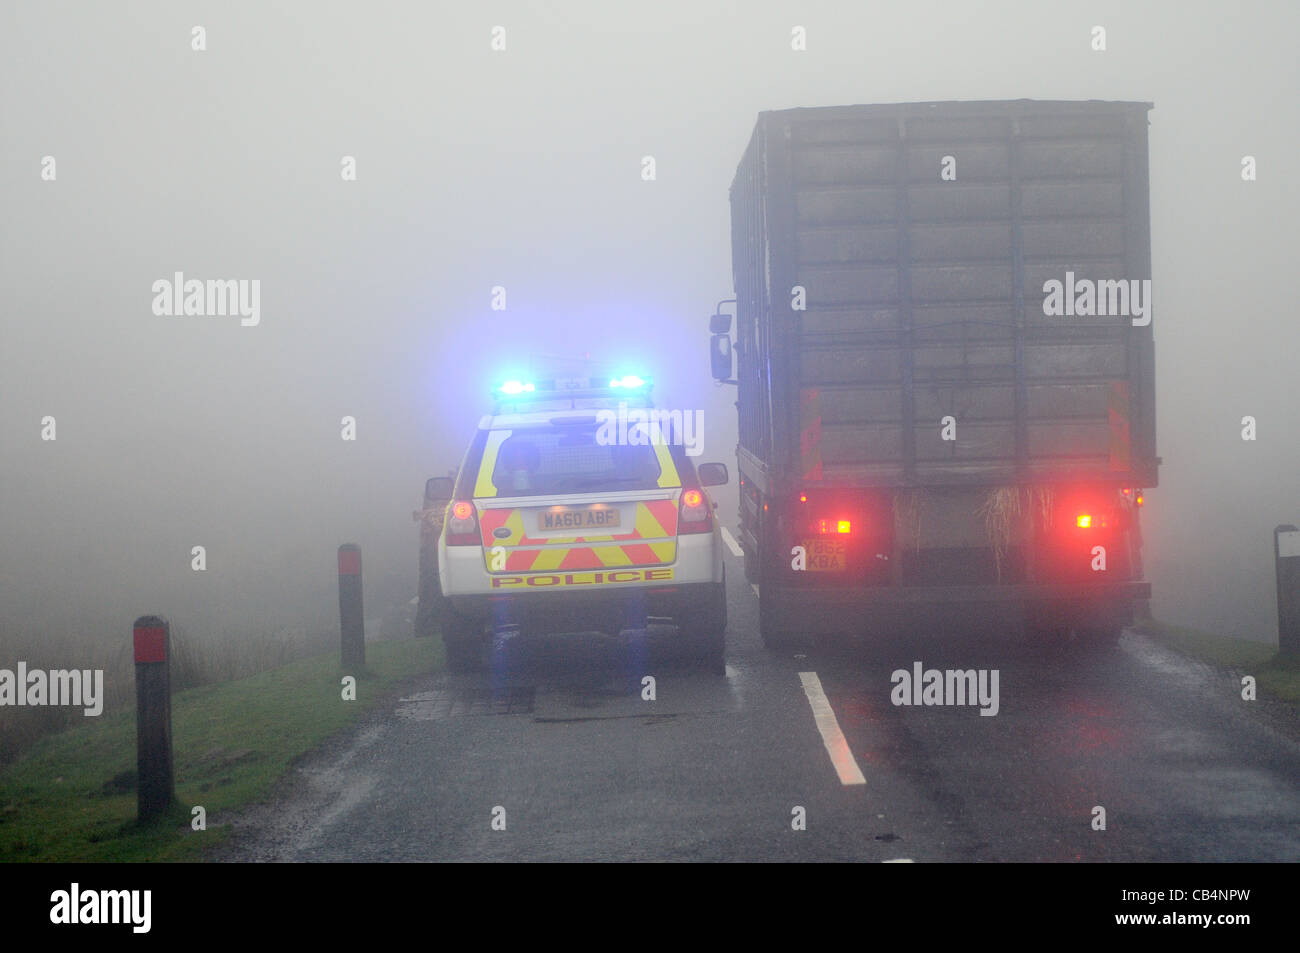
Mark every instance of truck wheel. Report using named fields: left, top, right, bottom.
left=682, top=569, right=727, bottom=675
left=442, top=610, right=486, bottom=673
left=743, top=543, right=759, bottom=584
left=1075, top=624, right=1123, bottom=650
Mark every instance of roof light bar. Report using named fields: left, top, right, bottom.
left=491, top=374, right=653, bottom=403
left=497, top=380, right=536, bottom=396
left=609, top=375, right=647, bottom=389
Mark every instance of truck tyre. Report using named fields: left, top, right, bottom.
left=743, top=540, right=759, bottom=584
left=683, top=569, right=727, bottom=675
left=1075, top=624, right=1123, bottom=650
left=442, top=610, right=486, bottom=673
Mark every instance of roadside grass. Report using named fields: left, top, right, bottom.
left=0, top=620, right=340, bottom=766
left=1133, top=618, right=1300, bottom=703
left=0, top=637, right=442, bottom=862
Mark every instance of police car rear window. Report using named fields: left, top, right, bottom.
left=487, top=427, right=664, bottom=497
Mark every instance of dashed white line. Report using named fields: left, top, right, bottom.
left=751, top=583, right=760, bottom=598
left=720, top=525, right=744, bottom=558
left=798, top=672, right=866, bottom=786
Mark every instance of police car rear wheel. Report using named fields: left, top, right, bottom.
left=684, top=569, right=727, bottom=675
left=442, top=611, right=486, bottom=673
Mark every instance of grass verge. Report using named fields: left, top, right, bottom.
left=1133, top=618, right=1300, bottom=704
left=0, top=637, right=442, bottom=862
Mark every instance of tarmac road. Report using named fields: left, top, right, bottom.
left=217, top=541, right=1300, bottom=862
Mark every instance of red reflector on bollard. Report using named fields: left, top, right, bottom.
left=338, top=550, right=361, bottom=575
left=134, top=626, right=167, bottom=663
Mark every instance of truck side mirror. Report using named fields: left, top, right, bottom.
left=425, top=476, right=454, bottom=503
left=709, top=312, right=733, bottom=334
left=698, top=462, right=729, bottom=487
left=710, top=333, right=733, bottom=381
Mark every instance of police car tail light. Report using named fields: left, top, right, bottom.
left=446, top=500, right=481, bottom=546
left=678, top=486, right=713, bottom=534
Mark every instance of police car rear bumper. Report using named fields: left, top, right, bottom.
left=447, top=580, right=719, bottom=632
left=440, top=531, right=719, bottom=594
left=438, top=531, right=721, bottom=630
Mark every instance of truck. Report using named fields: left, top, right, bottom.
left=708, top=100, right=1158, bottom=648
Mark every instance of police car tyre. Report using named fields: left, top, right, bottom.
left=443, top=639, right=479, bottom=673
left=442, top=611, right=486, bottom=672
left=698, top=629, right=726, bottom=675
left=685, top=569, right=727, bottom=674
left=692, top=568, right=727, bottom=633
left=414, top=604, right=438, bottom=639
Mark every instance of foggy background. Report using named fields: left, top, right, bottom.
left=2, top=0, right=1296, bottom=665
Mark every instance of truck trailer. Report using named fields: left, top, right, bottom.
left=709, top=100, right=1158, bottom=648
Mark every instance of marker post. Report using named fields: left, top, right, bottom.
left=1276, top=525, right=1300, bottom=658
left=133, top=615, right=175, bottom=821
left=338, top=544, right=366, bottom=669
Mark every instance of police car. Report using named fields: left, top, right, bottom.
left=427, top=375, right=729, bottom=673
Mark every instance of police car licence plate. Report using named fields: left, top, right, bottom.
left=539, top=506, right=622, bottom=531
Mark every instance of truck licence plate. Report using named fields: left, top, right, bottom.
left=539, top=506, right=621, bottom=531
left=801, top=538, right=847, bottom=571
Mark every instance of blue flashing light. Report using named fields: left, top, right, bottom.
left=609, top=375, right=648, bottom=389
left=497, top=380, right=535, bottom=396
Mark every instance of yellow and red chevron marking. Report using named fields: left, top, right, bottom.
left=499, top=540, right=678, bottom=573
left=477, top=499, right=680, bottom=572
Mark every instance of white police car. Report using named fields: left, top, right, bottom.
left=423, top=376, right=729, bottom=673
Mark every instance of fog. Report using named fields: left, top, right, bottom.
left=2, top=1, right=1296, bottom=655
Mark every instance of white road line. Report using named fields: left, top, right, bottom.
left=798, top=672, right=866, bottom=787
left=720, top=525, right=744, bottom=558
left=751, top=583, right=760, bottom=598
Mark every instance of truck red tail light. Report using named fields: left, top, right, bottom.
left=1076, top=514, right=1092, bottom=528
left=446, top=500, right=481, bottom=546
left=678, top=486, right=713, bottom=534
left=816, top=518, right=852, bottom=534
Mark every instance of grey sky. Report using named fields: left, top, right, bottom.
left=2, top=1, right=1297, bottom=644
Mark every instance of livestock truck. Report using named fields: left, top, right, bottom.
left=708, top=100, right=1158, bottom=648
